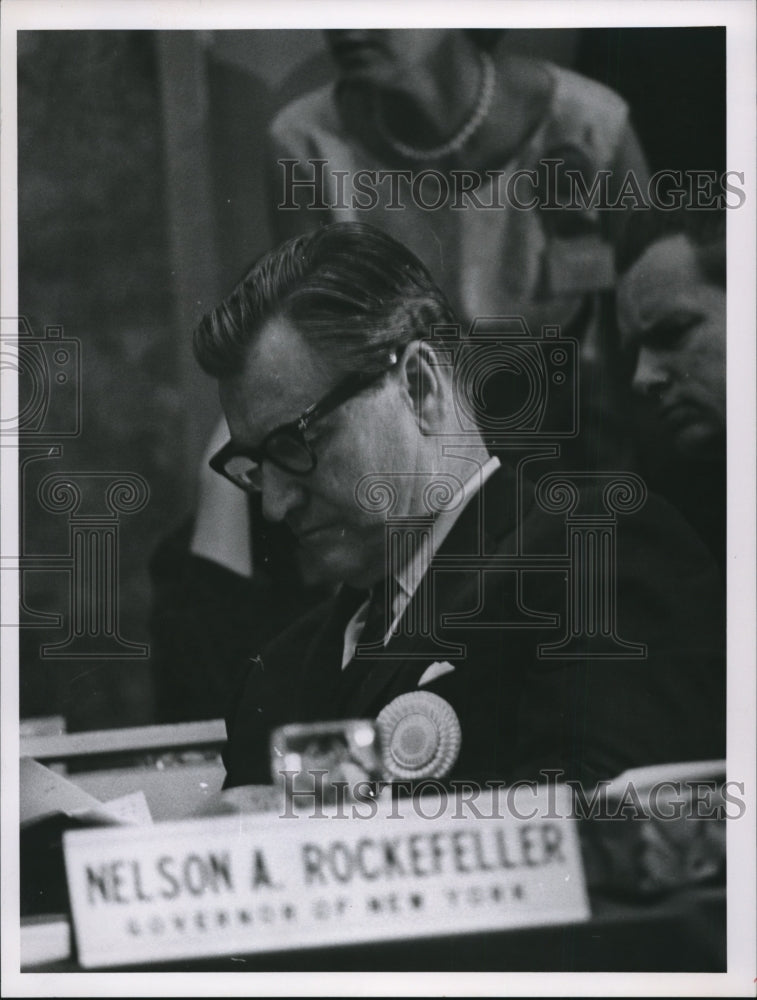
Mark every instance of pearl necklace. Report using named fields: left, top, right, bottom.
left=374, top=50, right=496, bottom=162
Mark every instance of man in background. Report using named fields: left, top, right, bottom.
left=616, top=208, right=726, bottom=576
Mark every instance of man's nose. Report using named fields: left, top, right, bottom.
left=632, top=348, right=670, bottom=396
left=259, top=461, right=306, bottom=522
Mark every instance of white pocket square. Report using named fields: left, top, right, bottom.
left=418, top=661, right=456, bottom=687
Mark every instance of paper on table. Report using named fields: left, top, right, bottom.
left=20, top=757, right=152, bottom=828
left=20, top=914, right=72, bottom=968
left=97, top=790, right=153, bottom=826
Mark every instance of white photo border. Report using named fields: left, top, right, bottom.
left=2, top=1, right=754, bottom=996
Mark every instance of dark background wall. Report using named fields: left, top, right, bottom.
left=15, top=28, right=725, bottom=732
left=17, top=31, right=176, bottom=729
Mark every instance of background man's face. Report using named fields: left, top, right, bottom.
left=617, top=233, right=726, bottom=459
left=219, top=316, right=419, bottom=588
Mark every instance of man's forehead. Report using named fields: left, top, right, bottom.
left=246, top=315, right=324, bottom=376
left=617, top=234, right=701, bottom=337
left=220, top=316, right=331, bottom=437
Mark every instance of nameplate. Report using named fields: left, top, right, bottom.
left=63, top=786, right=589, bottom=968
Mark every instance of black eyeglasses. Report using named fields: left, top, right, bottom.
left=210, top=353, right=398, bottom=493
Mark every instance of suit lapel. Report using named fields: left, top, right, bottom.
left=294, top=584, right=366, bottom=722
left=339, top=464, right=531, bottom=718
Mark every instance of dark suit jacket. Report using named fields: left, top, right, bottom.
left=223, top=465, right=725, bottom=788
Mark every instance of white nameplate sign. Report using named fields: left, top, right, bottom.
left=64, top=786, right=589, bottom=968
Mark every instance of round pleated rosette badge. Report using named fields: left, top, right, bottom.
left=376, top=691, right=462, bottom=780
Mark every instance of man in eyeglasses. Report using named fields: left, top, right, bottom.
left=203, top=270, right=487, bottom=594
left=194, top=222, right=725, bottom=791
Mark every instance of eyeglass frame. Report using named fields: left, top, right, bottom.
left=209, top=350, right=399, bottom=492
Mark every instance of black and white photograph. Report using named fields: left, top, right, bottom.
left=1, top=0, right=755, bottom=995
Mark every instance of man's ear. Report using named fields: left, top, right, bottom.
left=399, top=340, right=446, bottom=433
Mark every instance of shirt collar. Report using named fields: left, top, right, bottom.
left=394, top=455, right=501, bottom=604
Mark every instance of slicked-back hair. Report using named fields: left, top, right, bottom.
left=616, top=207, right=726, bottom=288
left=193, top=222, right=457, bottom=379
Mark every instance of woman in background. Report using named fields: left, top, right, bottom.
left=274, top=30, right=646, bottom=354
